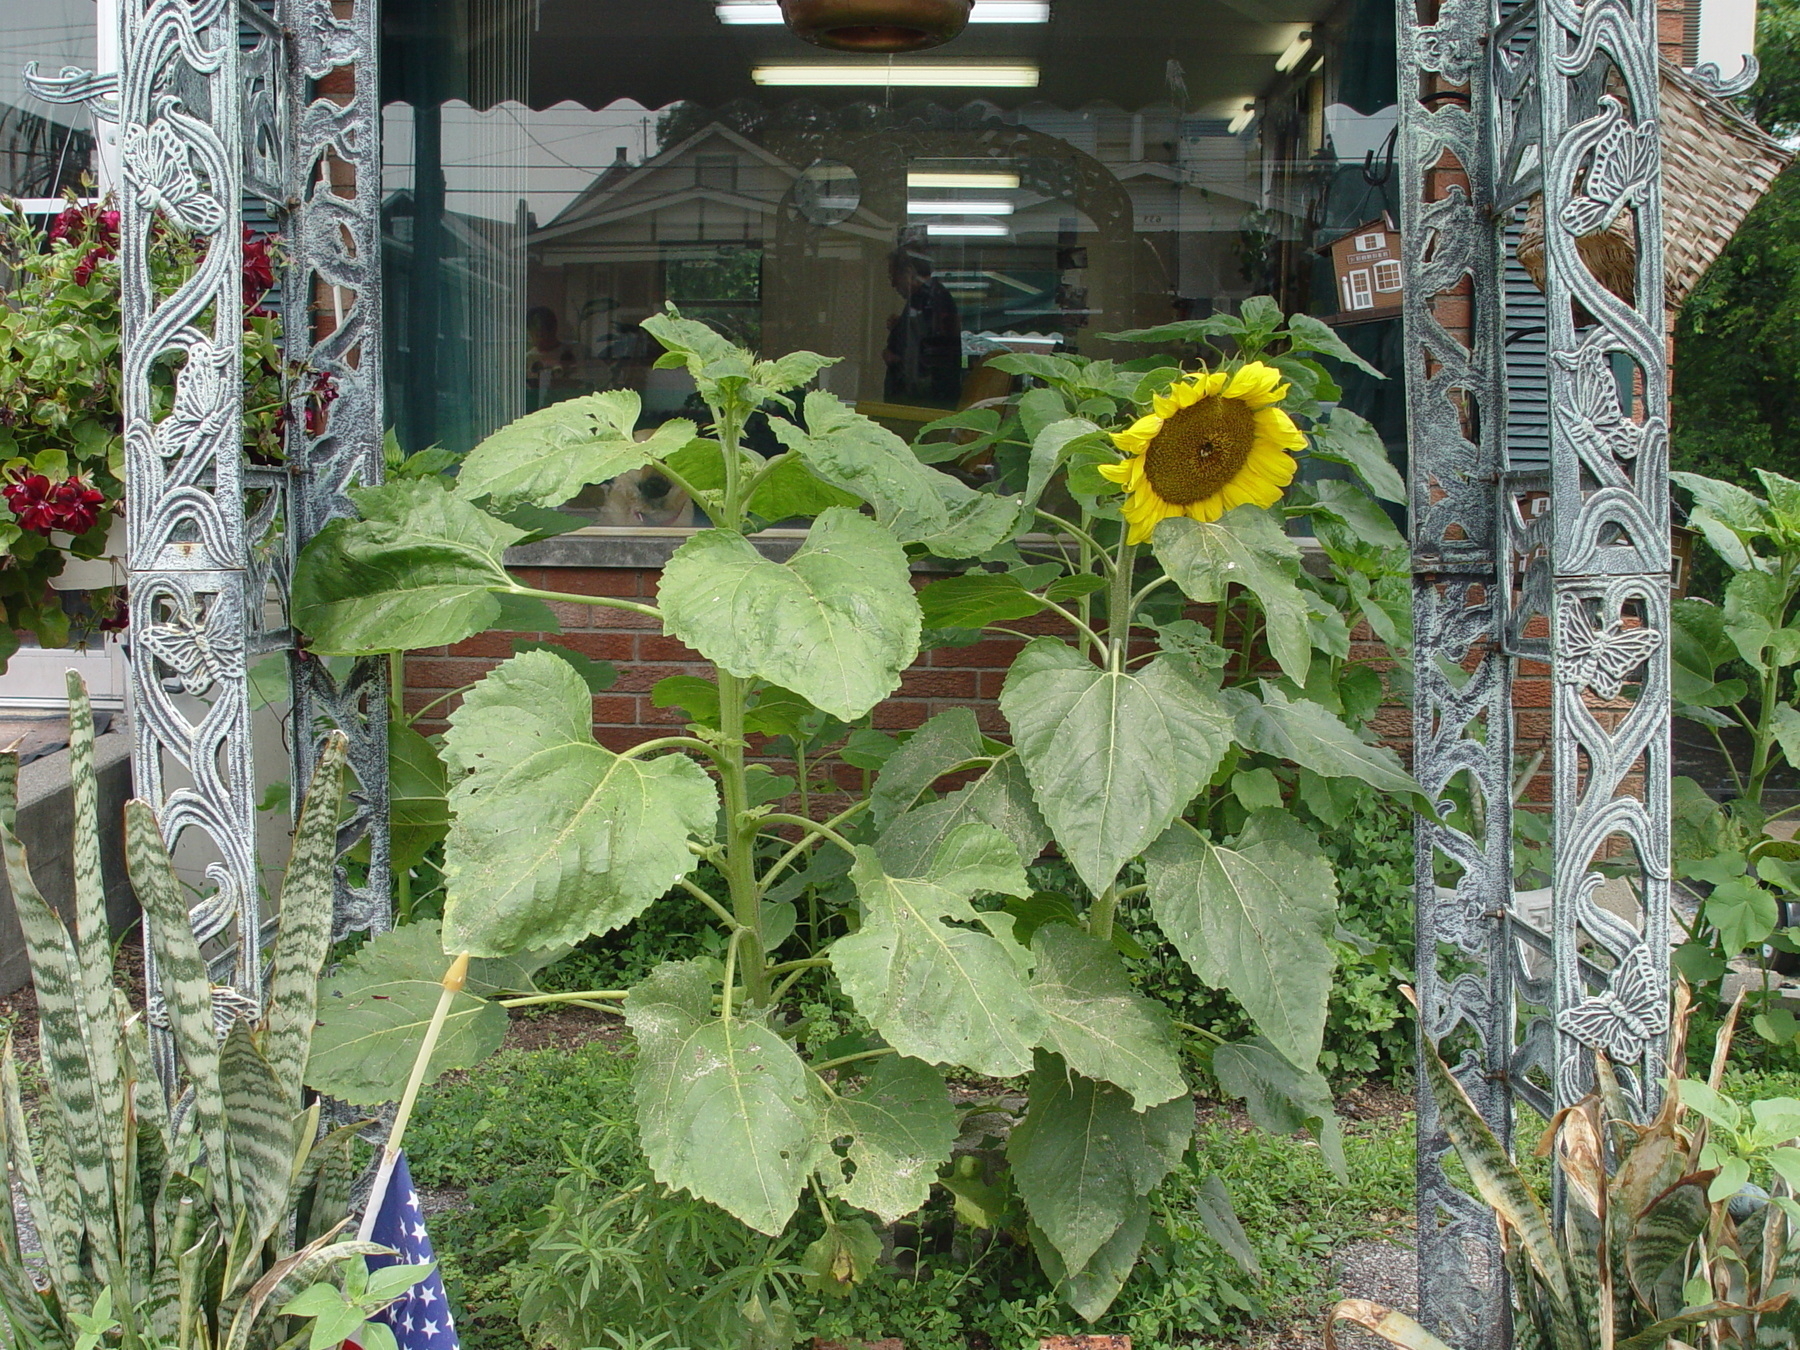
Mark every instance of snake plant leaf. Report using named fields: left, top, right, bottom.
left=772, top=393, right=1019, bottom=557
left=1009, top=1051, right=1191, bottom=1275
left=659, top=509, right=921, bottom=721
left=127, top=799, right=232, bottom=1197
left=1226, top=683, right=1426, bottom=807
left=876, top=753, right=1050, bottom=877
left=871, top=708, right=987, bottom=827
left=221, top=1022, right=301, bottom=1255
left=441, top=651, right=718, bottom=956
left=1420, top=1042, right=1571, bottom=1309
left=0, top=1042, right=67, bottom=1344
left=1624, top=1176, right=1710, bottom=1319
left=823, top=1056, right=958, bottom=1225
left=1212, top=1038, right=1347, bottom=1179
left=4, top=772, right=123, bottom=1272
left=1153, top=509, right=1313, bottom=684
left=1029, top=1204, right=1151, bottom=1323
left=293, top=479, right=530, bottom=655
left=454, top=389, right=694, bottom=509
left=1028, top=925, right=1186, bottom=1110
left=1001, top=639, right=1232, bottom=896
left=62, top=675, right=120, bottom=1123
left=262, top=732, right=346, bottom=1108
left=833, top=827, right=1040, bottom=1077
left=625, top=960, right=825, bottom=1236
left=1144, top=815, right=1337, bottom=1072
left=306, top=921, right=509, bottom=1106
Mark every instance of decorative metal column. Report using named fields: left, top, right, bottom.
left=282, top=0, right=392, bottom=942
left=114, top=0, right=388, bottom=1068
left=1401, top=0, right=1672, bottom=1336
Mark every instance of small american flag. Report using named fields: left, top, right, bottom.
left=347, top=1151, right=458, bottom=1350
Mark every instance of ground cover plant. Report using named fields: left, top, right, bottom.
left=294, top=299, right=1425, bottom=1334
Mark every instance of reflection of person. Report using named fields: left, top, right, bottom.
left=884, top=250, right=963, bottom=407
left=526, top=305, right=578, bottom=410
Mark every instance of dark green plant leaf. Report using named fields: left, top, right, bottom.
left=1192, top=1173, right=1262, bottom=1277
left=1008, top=1051, right=1191, bottom=1274
left=1307, top=409, right=1404, bottom=503
left=1154, top=509, right=1311, bottom=683
left=1001, top=639, right=1232, bottom=896
left=876, top=753, right=1051, bottom=876
left=511, top=639, right=618, bottom=693
left=1144, top=815, right=1337, bottom=1071
left=441, top=652, right=717, bottom=956
left=801, top=1220, right=882, bottom=1297
left=1226, top=683, right=1425, bottom=806
left=386, top=724, right=449, bottom=874
left=1282, top=313, right=1384, bottom=378
left=659, top=509, right=921, bottom=721
left=916, top=573, right=1047, bottom=630
left=626, top=960, right=824, bottom=1235
left=1212, top=1038, right=1346, bottom=1178
left=1030, top=1205, right=1151, bottom=1323
left=871, top=707, right=986, bottom=826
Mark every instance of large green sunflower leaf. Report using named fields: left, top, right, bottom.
left=441, top=652, right=717, bottom=956
left=1307, top=407, right=1405, bottom=503
left=305, top=921, right=522, bottom=1106
left=1212, top=1037, right=1346, bottom=1178
left=626, top=960, right=824, bottom=1236
left=1226, top=683, right=1426, bottom=806
left=659, top=508, right=921, bottom=721
left=1030, top=1205, right=1151, bottom=1324
left=1143, top=815, right=1337, bottom=1071
left=831, top=827, right=1040, bottom=1077
left=823, top=1056, right=958, bottom=1224
left=1001, top=639, right=1232, bottom=896
left=1029, top=925, right=1186, bottom=1110
left=1008, top=1051, right=1191, bottom=1274
left=454, top=390, right=696, bottom=509
left=772, top=393, right=1019, bottom=557
left=293, top=479, right=532, bottom=655
left=1152, top=508, right=1311, bottom=683
left=871, top=707, right=987, bottom=827
left=876, top=753, right=1050, bottom=877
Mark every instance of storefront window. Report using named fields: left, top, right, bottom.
left=381, top=0, right=1403, bottom=527
left=0, top=0, right=99, bottom=202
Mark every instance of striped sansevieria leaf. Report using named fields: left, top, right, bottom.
left=0, top=679, right=388, bottom=1350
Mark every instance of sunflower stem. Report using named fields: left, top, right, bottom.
left=1108, top=540, right=1137, bottom=672
left=1090, top=883, right=1120, bottom=942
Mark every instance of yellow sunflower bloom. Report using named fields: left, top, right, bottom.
left=1098, top=361, right=1307, bottom=545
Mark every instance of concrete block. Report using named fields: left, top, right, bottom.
left=0, top=731, right=135, bottom=995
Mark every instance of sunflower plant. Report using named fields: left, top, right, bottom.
left=292, top=298, right=1424, bottom=1330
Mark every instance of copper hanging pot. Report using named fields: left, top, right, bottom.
left=778, top=0, right=972, bottom=52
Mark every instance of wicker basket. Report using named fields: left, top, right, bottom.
left=1517, top=58, right=1792, bottom=311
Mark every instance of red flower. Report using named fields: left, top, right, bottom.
left=47, top=206, right=84, bottom=243
left=242, top=228, right=276, bottom=308
left=72, top=247, right=108, bottom=287
left=99, top=592, right=129, bottom=633
left=5, top=472, right=106, bottom=536
left=304, top=370, right=340, bottom=436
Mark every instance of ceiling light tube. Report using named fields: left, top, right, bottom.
left=908, top=199, right=1015, bottom=215
left=927, top=222, right=1011, bottom=237
left=1275, top=31, right=1314, bottom=72
left=1228, top=103, right=1257, bottom=134
left=908, top=171, right=1022, bottom=190
left=719, top=1, right=1049, bottom=21
left=752, top=64, right=1040, bottom=86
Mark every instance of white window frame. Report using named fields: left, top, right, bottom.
left=1373, top=258, right=1402, bottom=292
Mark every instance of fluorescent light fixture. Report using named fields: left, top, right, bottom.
left=1275, top=30, right=1313, bottom=72
left=1228, top=103, right=1257, bottom=134
left=909, top=199, right=1015, bottom=215
left=968, top=1, right=1052, bottom=19
left=927, top=222, right=1011, bottom=237
left=753, top=63, right=1040, bottom=86
left=719, top=1, right=1049, bottom=21
left=908, top=170, right=1022, bottom=190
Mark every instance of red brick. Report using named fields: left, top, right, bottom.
left=935, top=637, right=1030, bottom=669
left=614, top=662, right=710, bottom=694
left=546, top=600, right=657, bottom=631
left=520, top=567, right=643, bottom=598
left=557, top=632, right=636, bottom=663
left=871, top=702, right=931, bottom=731
left=899, top=668, right=979, bottom=699
left=404, top=657, right=496, bottom=690
left=590, top=694, right=641, bottom=725
left=637, top=634, right=704, bottom=662
left=977, top=671, right=1008, bottom=700
left=594, top=726, right=644, bottom=753
left=447, top=632, right=533, bottom=658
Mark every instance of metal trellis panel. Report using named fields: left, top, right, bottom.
left=279, top=0, right=391, bottom=941
left=1396, top=0, right=1516, bottom=1339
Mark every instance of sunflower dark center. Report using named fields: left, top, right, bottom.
left=1142, top=396, right=1258, bottom=505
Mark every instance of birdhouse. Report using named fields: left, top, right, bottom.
left=1324, top=216, right=1403, bottom=323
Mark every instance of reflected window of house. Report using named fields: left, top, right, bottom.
left=380, top=0, right=1404, bottom=532
left=0, top=0, right=99, bottom=202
